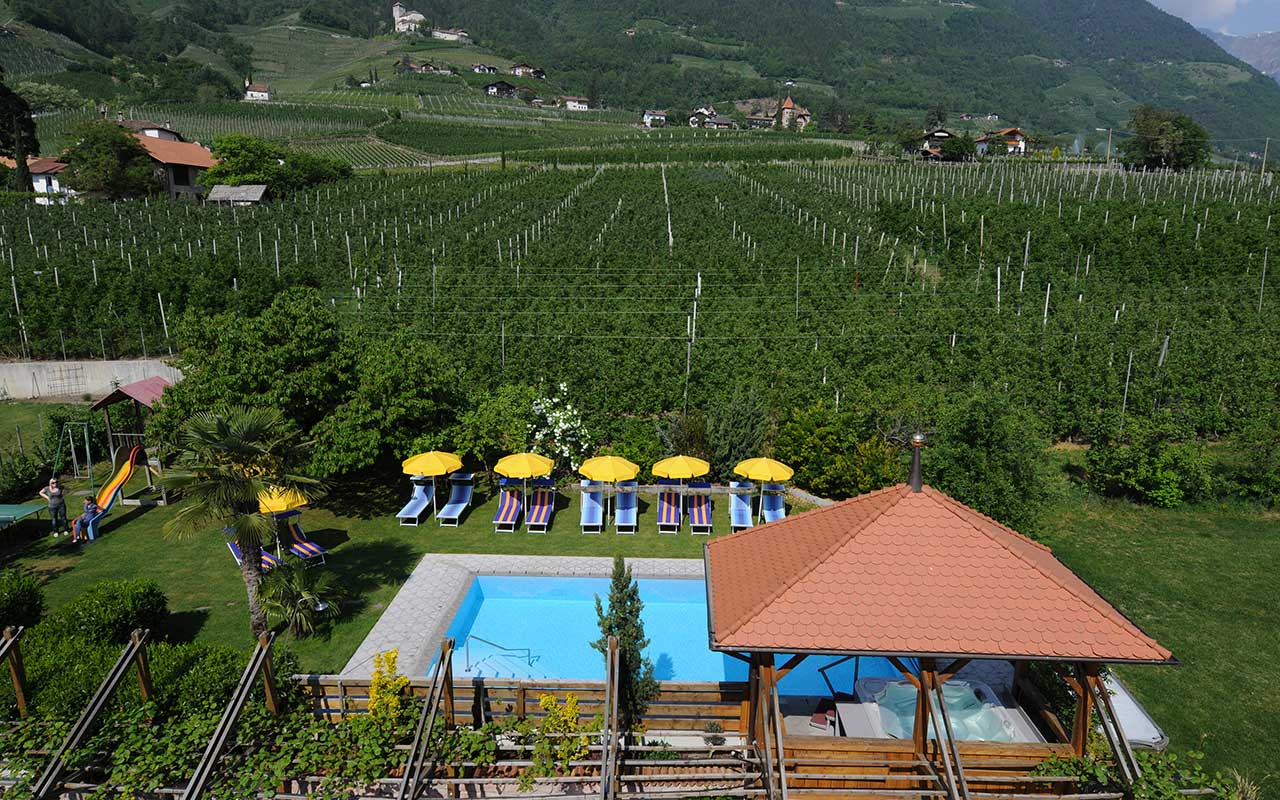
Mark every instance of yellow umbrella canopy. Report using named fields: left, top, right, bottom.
left=495, top=452, right=554, bottom=479
left=402, top=450, right=463, bottom=477
left=652, top=455, right=711, bottom=479
left=258, top=486, right=309, bottom=514
left=579, top=456, right=640, bottom=483
left=733, top=457, right=795, bottom=483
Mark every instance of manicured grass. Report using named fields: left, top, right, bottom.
left=8, top=483, right=754, bottom=673
left=1037, top=454, right=1279, bottom=778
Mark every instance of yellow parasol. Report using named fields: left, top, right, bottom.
left=733, top=457, right=794, bottom=483
left=402, top=450, right=463, bottom=477
left=651, top=455, right=711, bottom=479
left=579, top=456, right=640, bottom=483
left=495, top=452, right=554, bottom=478
left=258, top=486, right=309, bottom=515
left=580, top=456, right=640, bottom=524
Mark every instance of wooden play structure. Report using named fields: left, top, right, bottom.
left=88, top=376, right=172, bottom=507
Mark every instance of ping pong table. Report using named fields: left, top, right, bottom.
left=0, top=503, right=45, bottom=529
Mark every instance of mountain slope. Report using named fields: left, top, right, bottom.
left=1203, top=29, right=1280, bottom=85
left=401, top=0, right=1280, bottom=141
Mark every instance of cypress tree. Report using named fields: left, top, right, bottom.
left=12, top=115, right=33, bottom=194
left=593, top=556, right=659, bottom=731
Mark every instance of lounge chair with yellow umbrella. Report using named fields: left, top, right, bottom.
left=399, top=451, right=463, bottom=525
left=652, top=455, right=710, bottom=535
left=258, top=486, right=326, bottom=565
left=734, top=457, right=794, bottom=524
left=495, top=453, right=554, bottom=533
left=579, top=456, right=640, bottom=531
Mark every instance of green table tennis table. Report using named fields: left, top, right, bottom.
left=0, top=503, right=45, bottom=529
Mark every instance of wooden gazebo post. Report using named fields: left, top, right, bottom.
left=1071, top=663, right=1097, bottom=757
left=749, top=652, right=777, bottom=745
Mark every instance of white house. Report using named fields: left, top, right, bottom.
left=431, top=28, right=471, bottom=43
left=472, top=64, right=499, bottom=74
left=485, top=81, right=517, bottom=98
left=391, top=1, right=426, bottom=33
left=977, top=127, right=1029, bottom=156
left=2, top=157, right=72, bottom=205
left=117, top=115, right=182, bottom=141
left=561, top=96, right=590, bottom=111
left=511, top=63, right=545, bottom=79
left=243, top=80, right=272, bottom=102
left=642, top=109, right=667, bottom=128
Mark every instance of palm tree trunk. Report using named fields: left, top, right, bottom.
left=240, top=541, right=268, bottom=636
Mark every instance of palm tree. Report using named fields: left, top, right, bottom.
left=164, top=407, right=326, bottom=637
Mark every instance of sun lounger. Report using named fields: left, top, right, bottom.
left=614, top=480, right=638, bottom=534
left=729, top=481, right=755, bottom=532
left=761, top=483, right=787, bottom=523
left=687, top=480, right=713, bottom=535
left=227, top=541, right=281, bottom=572
left=286, top=519, right=327, bottom=565
left=397, top=478, right=434, bottom=526
left=657, top=478, right=681, bottom=534
left=437, top=473, right=474, bottom=527
left=526, top=481, right=555, bottom=533
left=580, top=480, right=604, bottom=534
left=494, top=487, right=523, bottom=532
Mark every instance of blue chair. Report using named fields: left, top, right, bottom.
left=687, top=481, right=713, bottom=535
left=227, top=541, right=281, bottom=572
left=285, top=518, right=327, bottom=566
left=761, top=483, right=787, bottom=523
left=526, top=480, right=555, bottom=533
left=614, top=480, right=638, bottom=534
left=729, top=481, right=755, bottom=532
left=580, top=480, right=604, bottom=534
left=656, top=478, right=681, bottom=534
left=494, top=486, right=523, bottom=532
left=397, top=477, right=434, bottom=526
left=437, top=473, right=474, bottom=527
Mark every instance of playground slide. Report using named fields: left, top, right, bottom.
left=75, top=445, right=142, bottom=540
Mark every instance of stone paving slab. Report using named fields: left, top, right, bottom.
left=341, top=553, right=703, bottom=678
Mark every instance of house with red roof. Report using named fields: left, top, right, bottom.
left=1, top=156, right=72, bottom=204
left=977, top=127, right=1030, bottom=156
left=131, top=134, right=217, bottom=199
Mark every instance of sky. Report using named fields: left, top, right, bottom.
left=1150, top=0, right=1279, bottom=33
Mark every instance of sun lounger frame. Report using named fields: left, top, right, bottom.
left=437, top=473, right=474, bottom=527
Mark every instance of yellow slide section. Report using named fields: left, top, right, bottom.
left=95, top=445, right=142, bottom=512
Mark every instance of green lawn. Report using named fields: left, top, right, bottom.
left=0, top=401, right=71, bottom=453
left=1037, top=451, right=1279, bottom=778
left=7, top=481, right=750, bottom=673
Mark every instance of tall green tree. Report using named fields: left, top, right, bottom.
left=592, top=556, right=659, bottom=731
left=61, top=120, right=159, bottom=199
left=164, top=407, right=326, bottom=637
left=0, top=71, right=38, bottom=161
left=1119, top=105, right=1210, bottom=171
left=11, top=116, right=33, bottom=194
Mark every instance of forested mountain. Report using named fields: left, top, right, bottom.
left=5, top=0, right=1280, bottom=147
left=1203, top=29, right=1280, bottom=85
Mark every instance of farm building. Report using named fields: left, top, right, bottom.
left=734, top=96, right=812, bottom=131
left=132, top=135, right=216, bottom=200
left=117, top=116, right=181, bottom=141
left=642, top=109, right=667, bottom=128
left=485, top=81, right=517, bottom=98
left=472, top=63, right=499, bottom=74
left=207, top=185, right=270, bottom=206
left=511, top=63, right=546, bottom=79
left=243, top=80, right=272, bottom=102
left=977, top=127, right=1030, bottom=156
left=0, top=157, right=71, bottom=205
left=432, top=28, right=471, bottom=43
left=561, top=96, right=590, bottom=111
left=918, top=127, right=957, bottom=158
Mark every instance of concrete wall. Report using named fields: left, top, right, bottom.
left=0, top=360, right=183, bottom=400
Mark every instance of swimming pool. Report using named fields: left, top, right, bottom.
left=441, top=575, right=901, bottom=695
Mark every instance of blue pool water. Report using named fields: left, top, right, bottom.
left=441, top=575, right=901, bottom=695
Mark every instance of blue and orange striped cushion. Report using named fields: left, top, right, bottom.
left=658, top=491, right=680, bottom=526
left=688, top=495, right=711, bottom=527
left=494, top=490, right=522, bottom=524
left=527, top=489, right=554, bottom=525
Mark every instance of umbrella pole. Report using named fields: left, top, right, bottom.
left=432, top=476, right=438, bottom=518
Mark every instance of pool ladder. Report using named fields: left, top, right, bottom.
left=464, top=635, right=539, bottom=672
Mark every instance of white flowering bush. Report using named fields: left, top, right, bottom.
left=529, top=383, right=593, bottom=472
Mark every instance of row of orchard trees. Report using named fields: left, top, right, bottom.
left=2, top=160, right=1276, bottom=509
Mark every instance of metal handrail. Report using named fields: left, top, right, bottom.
left=769, top=685, right=789, bottom=800
left=930, top=681, right=970, bottom=800
left=465, top=635, right=537, bottom=670
left=397, top=638, right=454, bottom=800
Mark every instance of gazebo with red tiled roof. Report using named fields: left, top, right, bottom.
left=704, top=441, right=1171, bottom=775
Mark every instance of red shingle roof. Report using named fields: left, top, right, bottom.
left=133, top=135, right=216, bottom=169
left=706, top=484, right=1173, bottom=663
left=89, top=376, right=173, bottom=411
left=0, top=157, right=67, bottom=174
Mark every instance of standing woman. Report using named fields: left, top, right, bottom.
left=39, top=476, right=68, bottom=537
